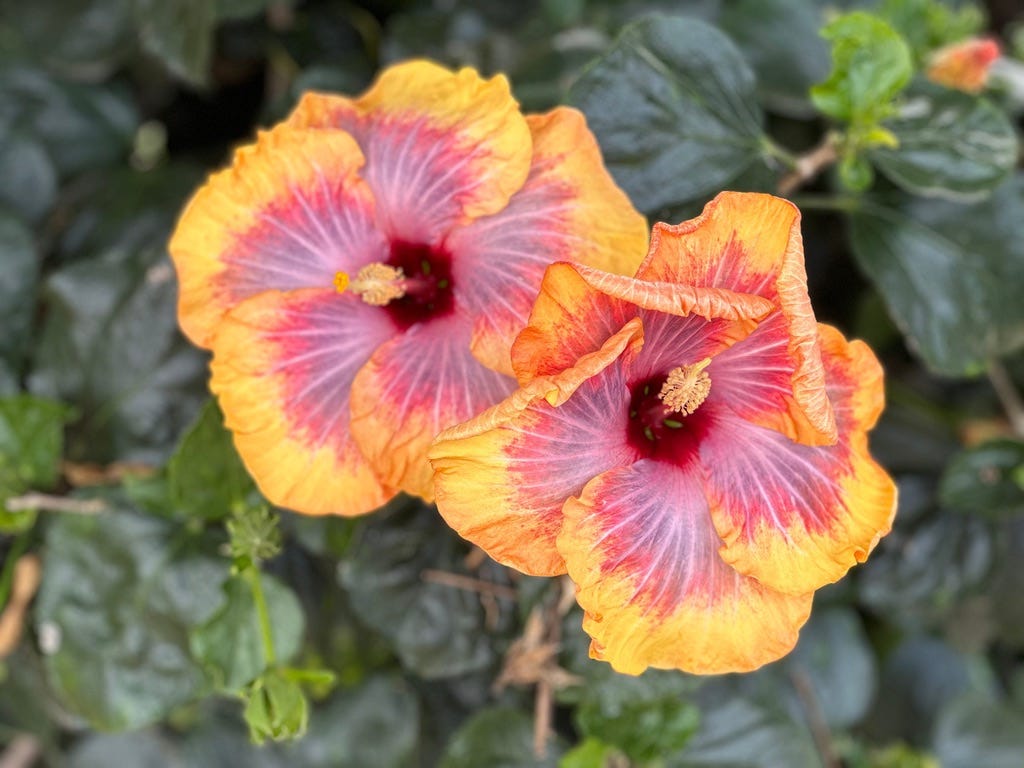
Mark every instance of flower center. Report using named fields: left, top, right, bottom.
left=336, top=240, right=455, bottom=329
left=658, top=358, right=712, bottom=416
left=625, top=360, right=714, bottom=463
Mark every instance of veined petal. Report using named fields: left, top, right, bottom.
left=210, top=288, right=396, bottom=516
left=701, top=324, right=897, bottom=595
left=447, top=107, right=648, bottom=375
left=559, top=459, right=813, bottom=675
left=348, top=316, right=517, bottom=501
left=170, top=125, right=386, bottom=348
left=288, top=61, right=532, bottom=244
left=430, top=318, right=644, bottom=576
left=639, top=192, right=835, bottom=445
left=512, top=262, right=769, bottom=385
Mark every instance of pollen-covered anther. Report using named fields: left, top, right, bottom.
left=336, top=263, right=406, bottom=306
left=659, top=358, right=712, bottom=416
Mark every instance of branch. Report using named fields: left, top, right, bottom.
left=789, top=666, right=840, bottom=768
left=420, top=569, right=518, bottom=601
left=777, top=135, right=839, bottom=197
left=988, top=359, right=1024, bottom=438
left=5, top=493, right=106, bottom=515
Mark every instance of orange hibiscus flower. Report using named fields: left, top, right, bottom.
left=926, top=37, right=1001, bottom=93
left=169, top=60, right=646, bottom=516
left=430, top=192, right=897, bottom=674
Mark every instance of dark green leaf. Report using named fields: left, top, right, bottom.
left=871, top=83, right=1017, bottom=200
left=29, top=169, right=208, bottom=463
left=0, top=67, right=137, bottom=176
left=940, top=439, right=1024, bottom=519
left=670, top=690, right=818, bottom=767
left=216, top=0, right=268, bottom=20
left=245, top=669, right=309, bottom=743
left=569, top=15, right=768, bottom=214
left=135, top=0, right=216, bottom=88
left=287, top=676, right=420, bottom=768
left=933, top=695, right=1024, bottom=767
left=339, top=502, right=501, bottom=678
left=168, top=400, right=255, bottom=521
left=34, top=504, right=227, bottom=730
left=847, top=178, right=1024, bottom=376
left=0, top=211, right=38, bottom=383
left=717, top=0, right=831, bottom=117
left=0, top=395, right=70, bottom=513
left=440, top=707, right=566, bottom=768
left=190, top=575, right=304, bottom=693
left=810, top=12, right=912, bottom=124
left=0, top=130, right=57, bottom=223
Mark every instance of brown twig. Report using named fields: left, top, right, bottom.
left=5, top=493, right=106, bottom=515
left=789, top=666, right=841, bottom=768
left=777, top=135, right=839, bottom=197
left=419, top=569, right=518, bottom=601
left=0, top=735, right=41, bottom=768
left=987, top=359, right=1024, bottom=438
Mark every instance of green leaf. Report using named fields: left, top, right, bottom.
left=440, top=707, right=566, bottom=768
left=245, top=669, right=308, bottom=744
left=879, top=0, right=986, bottom=63
left=339, top=501, right=500, bottom=678
left=717, top=0, right=831, bottom=117
left=34, top=503, right=227, bottom=730
left=871, top=83, right=1017, bottom=200
left=559, top=738, right=618, bottom=768
left=216, top=0, right=269, bottom=20
left=670, top=692, right=818, bottom=767
left=67, top=731, right=176, bottom=768
left=0, top=67, right=138, bottom=176
left=0, top=395, right=70, bottom=517
left=568, top=15, right=768, bottom=216
left=940, top=439, right=1024, bottom=519
left=847, top=178, right=1024, bottom=376
left=0, top=211, right=38, bottom=384
left=135, top=0, right=216, bottom=88
left=576, top=695, right=699, bottom=763
left=168, top=400, right=255, bottom=521
left=287, top=676, right=420, bottom=768
left=933, top=695, right=1024, bottom=767
left=190, top=575, right=304, bottom=693
left=28, top=169, right=208, bottom=463
left=0, top=129, right=57, bottom=223
left=810, top=12, right=913, bottom=125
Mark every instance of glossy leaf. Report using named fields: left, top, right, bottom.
left=933, top=695, right=1024, bottom=767
left=190, top=575, right=304, bottom=693
left=0, top=130, right=57, bottom=223
left=940, top=439, right=1024, bottom=519
left=848, top=179, right=1024, bottom=376
left=34, top=504, right=227, bottom=730
left=0, top=395, right=70, bottom=514
left=440, top=707, right=566, bottom=768
left=168, top=400, right=256, bottom=521
left=569, top=14, right=767, bottom=215
left=871, top=83, right=1017, bottom=200
left=135, top=0, right=216, bottom=87
left=0, top=212, right=38, bottom=386
left=339, top=502, right=500, bottom=678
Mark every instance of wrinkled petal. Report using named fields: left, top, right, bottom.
left=210, top=288, right=396, bottom=516
left=170, top=125, right=386, bottom=347
left=288, top=61, right=532, bottom=244
left=512, top=262, right=770, bottom=385
left=447, top=107, right=649, bottom=375
left=640, top=192, right=835, bottom=445
left=430, top=319, right=644, bottom=576
left=701, top=324, right=897, bottom=595
left=349, top=316, right=517, bottom=501
left=559, top=459, right=813, bottom=675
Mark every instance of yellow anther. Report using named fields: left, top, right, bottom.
left=658, top=358, right=712, bottom=416
left=336, top=263, right=406, bottom=306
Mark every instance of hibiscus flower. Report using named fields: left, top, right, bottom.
left=429, top=192, right=897, bottom=674
left=169, top=60, right=647, bottom=515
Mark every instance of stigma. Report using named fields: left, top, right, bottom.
left=335, top=263, right=406, bottom=306
left=659, top=358, right=712, bottom=416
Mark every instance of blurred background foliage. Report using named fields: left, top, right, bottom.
left=1, top=0, right=1024, bottom=766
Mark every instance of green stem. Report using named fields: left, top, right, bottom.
left=246, top=566, right=276, bottom=667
